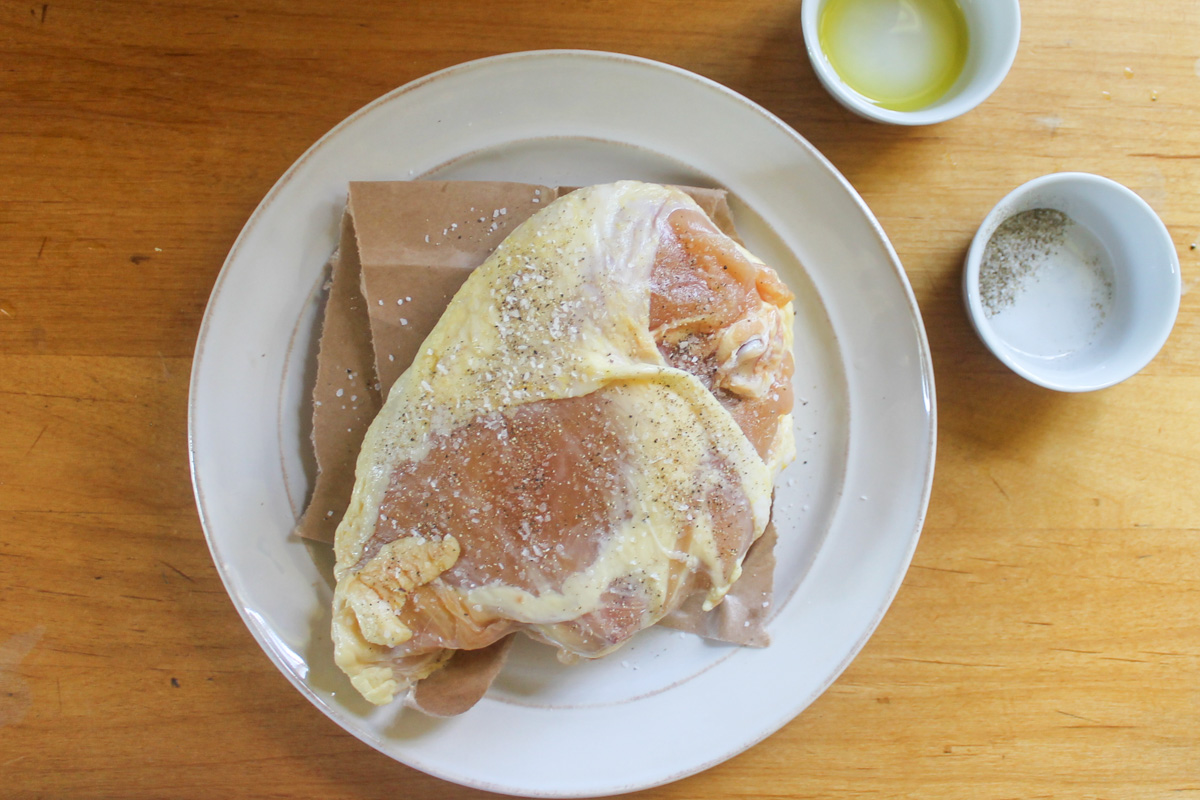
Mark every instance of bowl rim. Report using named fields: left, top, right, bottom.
left=962, top=171, right=1182, bottom=392
left=800, top=0, right=1022, bottom=126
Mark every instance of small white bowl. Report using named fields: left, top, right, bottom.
left=963, top=173, right=1181, bottom=392
left=801, top=0, right=1021, bottom=125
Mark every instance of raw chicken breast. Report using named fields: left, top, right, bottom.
left=332, top=182, right=795, bottom=705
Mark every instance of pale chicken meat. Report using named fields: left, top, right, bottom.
left=332, top=182, right=795, bottom=705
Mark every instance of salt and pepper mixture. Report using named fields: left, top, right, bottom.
left=979, top=208, right=1115, bottom=359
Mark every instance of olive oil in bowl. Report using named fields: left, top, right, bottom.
left=818, top=0, right=969, bottom=112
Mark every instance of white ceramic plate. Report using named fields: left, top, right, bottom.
left=189, top=50, right=935, bottom=798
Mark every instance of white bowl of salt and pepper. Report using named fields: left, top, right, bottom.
left=963, top=172, right=1180, bottom=392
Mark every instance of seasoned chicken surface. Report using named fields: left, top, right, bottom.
left=332, top=182, right=795, bottom=705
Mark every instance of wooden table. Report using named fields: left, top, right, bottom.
left=3, top=1, right=1197, bottom=796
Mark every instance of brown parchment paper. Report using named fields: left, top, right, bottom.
left=298, top=180, right=779, bottom=711
left=352, top=180, right=560, bottom=396
left=410, top=635, right=517, bottom=717
left=293, top=210, right=383, bottom=545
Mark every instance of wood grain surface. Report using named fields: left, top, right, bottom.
left=2, top=1, right=1198, bottom=797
